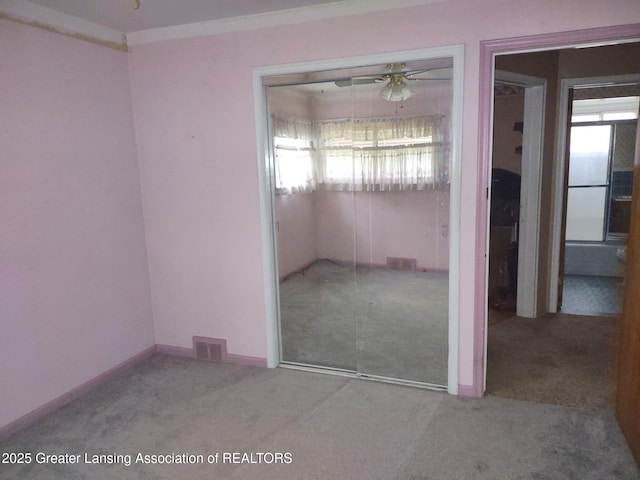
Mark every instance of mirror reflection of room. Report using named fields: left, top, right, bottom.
left=265, top=58, right=453, bottom=387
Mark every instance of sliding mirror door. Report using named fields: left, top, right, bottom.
left=349, top=61, right=452, bottom=386
left=265, top=55, right=455, bottom=388
left=268, top=81, right=359, bottom=372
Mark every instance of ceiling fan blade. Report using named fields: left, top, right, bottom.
left=334, top=77, right=384, bottom=87
left=406, top=77, right=453, bottom=82
left=405, top=67, right=453, bottom=80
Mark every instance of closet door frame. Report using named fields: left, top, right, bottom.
left=252, top=45, right=464, bottom=394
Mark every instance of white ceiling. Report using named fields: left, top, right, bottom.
left=2, top=0, right=435, bottom=46
left=27, top=0, right=343, bottom=33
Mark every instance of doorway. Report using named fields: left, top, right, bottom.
left=483, top=40, right=640, bottom=408
left=561, top=97, right=638, bottom=315
left=253, top=47, right=464, bottom=393
left=553, top=82, right=640, bottom=315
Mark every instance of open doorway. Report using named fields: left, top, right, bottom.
left=485, top=41, right=640, bottom=410
left=561, top=94, right=639, bottom=316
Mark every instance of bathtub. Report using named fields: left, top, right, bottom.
left=564, top=240, right=627, bottom=277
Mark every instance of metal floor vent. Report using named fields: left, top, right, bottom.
left=386, top=257, right=417, bottom=271
left=193, top=336, right=227, bottom=362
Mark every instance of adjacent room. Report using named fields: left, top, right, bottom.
left=1, top=0, right=640, bottom=478
left=486, top=44, right=640, bottom=410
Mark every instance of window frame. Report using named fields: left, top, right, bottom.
left=566, top=118, right=637, bottom=242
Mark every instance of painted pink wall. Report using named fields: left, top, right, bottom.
left=0, top=20, right=155, bottom=428
left=314, top=190, right=449, bottom=270
left=127, top=0, right=640, bottom=390
left=275, top=193, right=317, bottom=277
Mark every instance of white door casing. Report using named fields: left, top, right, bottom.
left=253, top=45, right=464, bottom=394
left=494, top=70, right=546, bottom=318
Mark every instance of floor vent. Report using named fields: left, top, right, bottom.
left=386, top=257, right=417, bottom=271
left=193, top=336, right=227, bottom=362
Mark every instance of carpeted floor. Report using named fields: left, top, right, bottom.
left=487, top=313, right=617, bottom=410
left=1, top=355, right=638, bottom=480
left=279, top=261, right=449, bottom=386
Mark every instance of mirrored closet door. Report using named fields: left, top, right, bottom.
left=265, top=56, right=454, bottom=387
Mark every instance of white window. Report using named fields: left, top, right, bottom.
left=571, top=96, right=639, bottom=123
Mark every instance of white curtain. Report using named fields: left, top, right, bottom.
left=272, top=114, right=316, bottom=194
left=272, top=114, right=445, bottom=194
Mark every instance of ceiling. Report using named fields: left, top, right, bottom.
left=5, top=0, right=434, bottom=45
left=25, top=0, right=351, bottom=33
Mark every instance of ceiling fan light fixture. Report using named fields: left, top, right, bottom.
left=380, top=77, right=413, bottom=102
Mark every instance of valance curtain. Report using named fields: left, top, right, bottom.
left=272, top=113, right=445, bottom=194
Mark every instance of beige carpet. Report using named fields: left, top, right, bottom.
left=1, top=355, right=638, bottom=479
left=279, top=261, right=449, bottom=386
left=486, top=313, right=617, bottom=410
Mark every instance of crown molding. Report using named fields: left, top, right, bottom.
left=126, top=0, right=441, bottom=46
left=0, top=0, right=127, bottom=50
left=0, top=0, right=442, bottom=50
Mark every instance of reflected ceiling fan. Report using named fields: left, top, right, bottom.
left=335, top=63, right=452, bottom=102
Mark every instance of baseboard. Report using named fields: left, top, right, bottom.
left=226, top=353, right=268, bottom=368
left=0, top=342, right=269, bottom=440
left=156, top=344, right=194, bottom=358
left=457, top=384, right=482, bottom=397
left=280, top=258, right=448, bottom=282
left=0, top=345, right=156, bottom=442
left=156, top=343, right=267, bottom=367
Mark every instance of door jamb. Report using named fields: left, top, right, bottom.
left=494, top=70, right=546, bottom=318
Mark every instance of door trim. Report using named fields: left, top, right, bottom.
left=494, top=70, right=546, bottom=318
left=252, top=45, right=464, bottom=394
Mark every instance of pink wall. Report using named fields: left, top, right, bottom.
left=0, top=20, right=155, bottom=428
left=275, top=193, right=317, bottom=277
left=276, top=189, right=450, bottom=276
left=314, top=190, right=450, bottom=270
left=127, top=0, right=640, bottom=390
